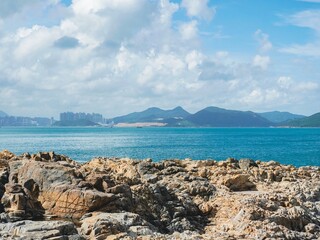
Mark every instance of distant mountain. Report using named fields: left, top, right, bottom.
left=0, top=111, right=8, bottom=117
left=258, top=111, right=305, bottom=123
left=281, top=112, right=320, bottom=127
left=53, top=119, right=99, bottom=127
left=112, top=106, right=190, bottom=123
left=183, top=106, right=273, bottom=127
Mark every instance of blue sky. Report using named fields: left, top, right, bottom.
left=0, top=0, right=319, bottom=118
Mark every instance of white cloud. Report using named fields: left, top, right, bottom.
left=281, top=42, right=320, bottom=57
left=278, top=76, right=293, bottom=89
left=215, top=51, right=229, bottom=59
left=281, top=10, right=320, bottom=56
left=185, top=50, right=203, bottom=70
left=252, top=55, right=270, bottom=70
left=288, top=10, right=320, bottom=31
left=294, top=82, right=319, bottom=92
left=181, top=0, right=215, bottom=21
left=254, top=29, right=272, bottom=53
left=179, top=20, right=198, bottom=40
left=159, top=0, right=179, bottom=26
left=277, top=76, right=318, bottom=93
left=0, top=0, right=319, bottom=117
left=240, top=89, right=264, bottom=105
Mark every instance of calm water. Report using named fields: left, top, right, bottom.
left=0, top=127, right=319, bottom=167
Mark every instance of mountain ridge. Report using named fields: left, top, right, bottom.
left=110, top=106, right=317, bottom=128
left=183, top=107, right=272, bottom=127
left=258, top=111, right=305, bottom=123
left=280, top=112, right=320, bottom=127
left=112, top=106, right=190, bottom=123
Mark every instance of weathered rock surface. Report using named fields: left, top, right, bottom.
left=0, top=150, right=319, bottom=239
left=0, top=220, right=81, bottom=239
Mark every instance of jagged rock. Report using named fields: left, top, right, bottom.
left=0, top=150, right=319, bottom=239
left=239, top=158, right=258, bottom=170
left=80, top=212, right=157, bottom=239
left=39, top=185, right=117, bottom=218
left=0, top=150, right=15, bottom=160
left=0, top=220, right=81, bottom=239
left=223, top=174, right=256, bottom=191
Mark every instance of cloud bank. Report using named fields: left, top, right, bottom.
left=0, top=0, right=319, bottom=118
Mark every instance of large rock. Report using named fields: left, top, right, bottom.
left=39, top=185, right=116, bottom=218
left=80, top=212, right=157, bottom=239
left=0, top=220, right=81, bottom=239
left=239, top=158, right=258, bottom=170
left=0, top=150, right=319, bottom=239
left=223, top=174, right=256, bottom=191
left=0, top=150, right=15, bottom=160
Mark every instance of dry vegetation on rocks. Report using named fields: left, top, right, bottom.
left=0, top=150, right=319, bottom=239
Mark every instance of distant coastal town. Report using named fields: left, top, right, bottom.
left=0, top=111, right=108, bottom=127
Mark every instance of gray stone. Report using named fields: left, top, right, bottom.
left=80, top=212, right=156, bottom=239
left=0, top=220, right=81, bottom=239
left=239, top=158, right=258, bottom=170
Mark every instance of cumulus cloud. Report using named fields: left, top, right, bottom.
left=278, top=76, right=293, bottom=89
left=185, top=50, right=203, bottom=70
left=0, top=0, right=318, bottom=117
left=254, top=29, right=272, bottom=53
left=179, top=20, right=198, bottom=40
left=181, top=0, right=215, bottom=21
left=252, top=55, right=270, bottom=70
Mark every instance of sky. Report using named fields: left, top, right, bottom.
left=0, top=0, right=319, bottom=118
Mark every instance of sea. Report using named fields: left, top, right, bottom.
left=0, top=127, right=319, bottom=167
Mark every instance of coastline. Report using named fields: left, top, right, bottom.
left=0, top=150, right=319, bottom=239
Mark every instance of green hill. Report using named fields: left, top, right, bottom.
left=184, top=107, right=272, bottom=127
left=112, top=106, right=190, bottom=123
left=258, top=111, right=305, bottom=123
left=281, top=112, right=320, bottom=127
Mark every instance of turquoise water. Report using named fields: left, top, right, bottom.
left=0, top=127, right=319, bottom=167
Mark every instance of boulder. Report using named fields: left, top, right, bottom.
left=0, top=220, right=81, bottom=239
left=80, top=212, right=156, bottom=239
left=0, top=150, right=15, bottom=160
left=39, top=185, right=116, bottom=218
left=239, top=158, right=258, bottom=170
left=223, top=174, right=256, bottom=191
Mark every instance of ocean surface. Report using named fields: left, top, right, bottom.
left=0, top=127, right=319, bottom=167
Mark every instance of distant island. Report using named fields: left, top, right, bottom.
left=108, top=106, right=319, bottom=128
left=1, top=107, right=319, bottom=127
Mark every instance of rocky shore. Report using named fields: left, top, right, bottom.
left=0, top=150, right=319, bottom=239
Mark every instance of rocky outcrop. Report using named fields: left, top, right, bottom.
left=0, top=150, right=319, bottom=239
left=0, top=220, right=81, bottom=239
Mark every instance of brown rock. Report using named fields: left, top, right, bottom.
left=39, top=185, right=116, bottom=218
left=223, top=174, right=256, bottom=191
left=0, top=150, right=15, bottom=160
left=0, top=151, right=319, bottom=240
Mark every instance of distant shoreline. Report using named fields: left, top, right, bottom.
left=1, top=125, right=320, bottom=129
